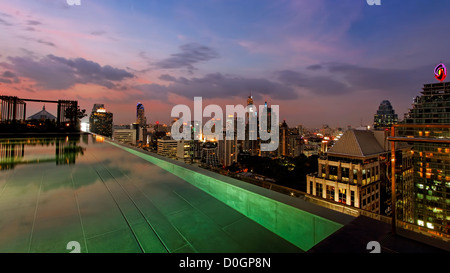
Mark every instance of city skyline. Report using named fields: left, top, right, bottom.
left=1, top=1, right=450, bottom=128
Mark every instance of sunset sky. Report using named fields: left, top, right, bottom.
left=1, top=0, right=449, bottom=128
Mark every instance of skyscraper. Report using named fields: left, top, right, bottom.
left=136, top=102, right=147, bottom=144
left=89, top=104, right=113, bottom=137
left=245, top=93, right=259, bottom=156
left=136, top=102, right=146, bottom=127
left=374, top=100, right=398, bottom=129
left=395, top=79, right=450, bottom=235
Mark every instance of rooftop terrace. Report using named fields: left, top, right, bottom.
left=0, top=134, right=353, bottom=253
left=0, top=134, right=447, bottom=253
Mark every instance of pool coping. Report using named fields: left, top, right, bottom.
left=109, top=140, right=356, bottom=227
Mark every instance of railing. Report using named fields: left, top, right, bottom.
left=216, top=168, right=450, bottom=248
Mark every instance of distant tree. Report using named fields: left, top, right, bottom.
left=64, top=104, right=87, bottom=130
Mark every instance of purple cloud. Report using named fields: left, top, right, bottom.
left=7, top=54, right=134, bottom=90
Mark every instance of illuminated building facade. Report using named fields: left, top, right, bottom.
left=157, top=138, right=178, bottom=159
left=136, top=102, right=147, bottom=144
left=245, top=94, right=259, bottom=156
left=307, top=129, right=389, bottom=213
left=89, top=104, right=113, bottom=137
left=374, top=100, right=398, bottom=129
left=201, top=142, right=220, bottom=167
left=395, top=81, right=450, bottom=235
left=112, top=129, right=136, bottom=145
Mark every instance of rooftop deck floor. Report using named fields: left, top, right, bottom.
left=0, top=135, right=307, bottom=253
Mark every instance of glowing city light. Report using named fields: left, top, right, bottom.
left=434, top=63, right=447, bottom=82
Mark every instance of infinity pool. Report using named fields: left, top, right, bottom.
left=0, top=134, right=345, bottom=253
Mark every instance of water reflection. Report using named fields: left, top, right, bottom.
left=0, top=135, right=86, bottom=171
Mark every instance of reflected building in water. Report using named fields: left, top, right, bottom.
left=0, top=136, right=85, bottom=171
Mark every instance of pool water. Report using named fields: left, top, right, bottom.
left=0, top=134, right=342, bottom=253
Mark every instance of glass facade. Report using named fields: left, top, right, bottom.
left=89, top=111, right=113, bottom=137
left=397, top=82, right=450, bottom=235
left=374, top=100, right=398, bottom=129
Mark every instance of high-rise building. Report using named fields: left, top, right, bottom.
left=218, top=133, right=239, bottom=167
left=278, top=120, right=288, bottom=157
left=157, top=138, right=178, bottom=159
left=136, top=102, right=147, bottom=144
left=176, top=139, right=193, bottom=164
left=395, top=80, right=450, bottom=235
left=136, top=102, right=146, bottom=127
left=89, top=104, right=113, bottom=137
left=374, top=100, right=398, bottom=129
left=201, top=141, right=219, bottom=167
left=245, top=93, right=259, bottom=156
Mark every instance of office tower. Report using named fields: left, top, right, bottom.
left=219, top=115, right=239, bottom=167
left=260, top=101, right=276, bottom=157
left=374, top=100, right=398, bottom=129
left=245, top=93, right=259, bottom=156
left=157, top=138, right=178, bottom=159
left=395, top=80, right=450, bottom=235
left=297, top=124, right=304, bottom=136
left=136, top=102, right=147, bottom=143
left=218, top=132, right=239, bottom=167
left=89, top=104, right=113, bottom=137
left=278, top=120, right=288, bottom=157
left=201, top=141, right=219, bottom=167
left=92, top=104, right=105, bottom=113
left=176, top=139, right=193, bottom=164
left=136, top=102, right=146, bottom=127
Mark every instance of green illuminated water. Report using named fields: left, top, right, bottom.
left=0, top=134, right=342, bottom=253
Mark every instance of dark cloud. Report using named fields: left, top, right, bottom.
left=325, top=62, right=430, bottom=92
left=2, top=71, right=17, bottom=78
left=135, top=84, right=170, bottom=101
left=24, top=27, right=37, bottom=32
left=90, top=30, right=106, bottom=36
left=7, top=54, right=134, bottom=90
left=0, top=18, right=12, bottom=26
left=306, top=64, right=322, bottom=70
left=27, top=20, right=42, bottom=26
left=158, top=74, right=177, bottom=82
left=0, top=12, right=12, bottom=18
left=276, top=62, right=436, bottom=99
left=37, top=39, right=56, bottom=47
left=0, top=78, right=12, bottom=84
left=275, top=69, right=350, bottom=96
left=146, top=73, right=298, bottom=101
left=154, top=43, right=219, bottom=73
left=1, top=71, right=19, bottom=84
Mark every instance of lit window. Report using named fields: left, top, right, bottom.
left=417, top=220, right=424, bottom=226
left=426, top=222, right=434, bottom=229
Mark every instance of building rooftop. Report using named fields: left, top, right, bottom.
left=27, top=106, right=56, bottom=121
left=327, top=129, right=387, bottom=158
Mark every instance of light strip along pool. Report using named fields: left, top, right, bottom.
left=108, top=140, right=350, bottom=252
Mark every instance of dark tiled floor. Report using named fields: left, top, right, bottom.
left=0, top=136, right=302, bottom=253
